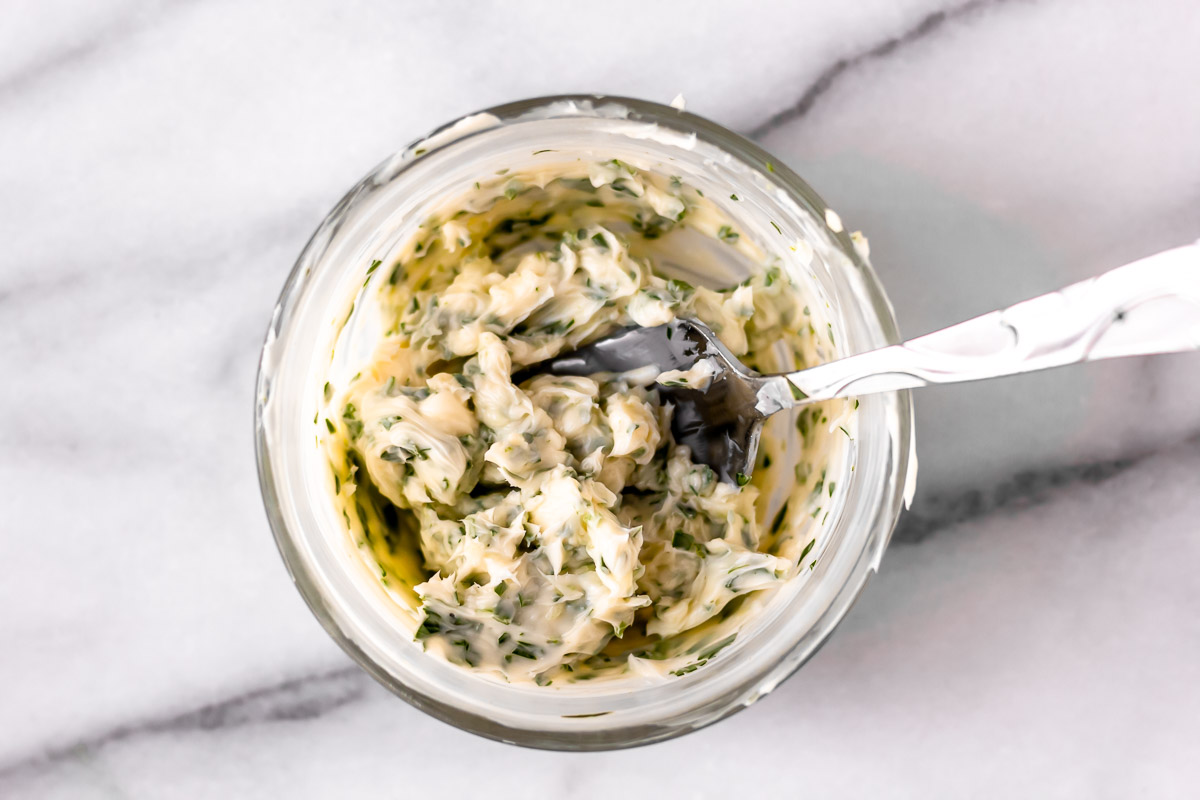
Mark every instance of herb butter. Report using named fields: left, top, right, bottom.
left=322, top=158, right=847, bottom=685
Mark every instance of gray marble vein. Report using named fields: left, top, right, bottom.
left=893, top=453, right=1137, bottom=543
left=0, top=668, right=365, bottom=781
left=746, top=0, right=1024, bottom=140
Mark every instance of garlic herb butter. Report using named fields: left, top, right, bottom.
left=322, top=158, right=847, bottom=685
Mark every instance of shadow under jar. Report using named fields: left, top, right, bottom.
left=255, top=95, right=915, bottom=750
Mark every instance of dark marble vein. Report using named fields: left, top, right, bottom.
left=746, top=0, right=1028, bottom=140
left=892, top=455, right=1139, bottom=544
left=895, top=432, right=1200, bottom=543
left=0, top=667, right=367, bottom=781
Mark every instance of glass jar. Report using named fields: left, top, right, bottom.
left=255, top=95, right=915, bottom=750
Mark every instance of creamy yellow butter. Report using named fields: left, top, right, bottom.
left=322, top=159, right=846, bottom=685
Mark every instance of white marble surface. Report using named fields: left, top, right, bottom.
left=1, top=0, right=1198, bottom=796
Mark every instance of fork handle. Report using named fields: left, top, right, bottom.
left=769, top=242, right=1200, bottom=408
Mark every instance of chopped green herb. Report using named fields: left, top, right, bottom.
left=341, top=403, right=363, bottom=438
left=510, top=642, right=539, bottom=660
left=611, top=178, right=637, bottom=196
left=415, top=610, right=442, bottom=639
left=798, top=539, right=816, bottom=563
left=770, top=503, right=789, bottom=535
left=697, top=634, right=737, bottom=661
left=671, top=662, right=704, bottom=676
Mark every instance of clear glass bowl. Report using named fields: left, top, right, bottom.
left=255, top=95, right=914, bottom=750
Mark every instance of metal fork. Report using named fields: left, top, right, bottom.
left=527, top=242, right=1200, bottom=484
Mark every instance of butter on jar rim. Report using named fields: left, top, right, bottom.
left=320, top=157, right=850, bottom=686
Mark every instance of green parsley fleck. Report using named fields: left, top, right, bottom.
left=798, top=539, right=816, bottom=563
left=770, top=503, right=789, bottom=535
